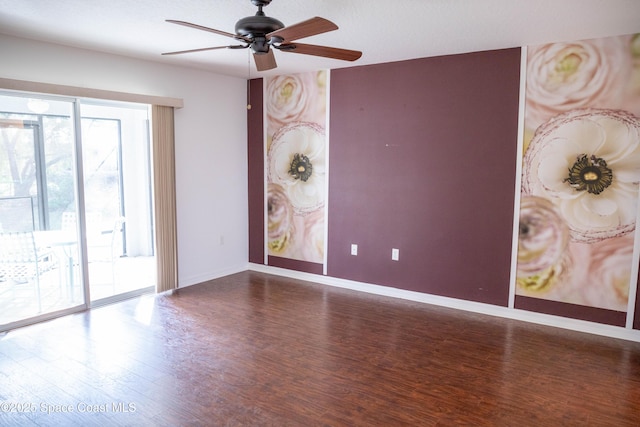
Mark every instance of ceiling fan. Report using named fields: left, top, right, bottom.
left=162, top=0, right=362, bottom=71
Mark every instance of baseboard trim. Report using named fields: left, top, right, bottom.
left=179, top=264, right=249, bottom=288
left=248, top=263, right=640, bottom=343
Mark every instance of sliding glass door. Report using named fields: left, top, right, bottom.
left=0, top=95, right=82, bottom=325
left=0, top=93, right=155, bottom=330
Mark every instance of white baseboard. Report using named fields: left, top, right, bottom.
left=179, top=263, right=249, bottom=288
left=248, top=263, right=640, bottom=343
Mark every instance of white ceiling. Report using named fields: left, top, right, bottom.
left=1, top=0, right=639, bottom=79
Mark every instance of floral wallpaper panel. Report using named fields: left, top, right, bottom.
left=265, top=71, right=328, bottom=264
left=516, top=34, right=640, bottom=312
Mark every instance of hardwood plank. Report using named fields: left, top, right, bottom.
left=1, top=271, right=639, bottom=425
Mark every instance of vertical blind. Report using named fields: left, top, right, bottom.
left=152, top=105, right=179, bottom=292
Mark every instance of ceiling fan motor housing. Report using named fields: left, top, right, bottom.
left=235, top=1, right=284, bottom=55
left=235, top=14, right=284, bottom=39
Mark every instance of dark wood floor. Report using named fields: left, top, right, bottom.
left=1, top=271, right=640, bottom=426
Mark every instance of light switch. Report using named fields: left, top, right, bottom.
left=392, top=248, right=399, bottom=261
left=351, top=244, right=358, bottom=256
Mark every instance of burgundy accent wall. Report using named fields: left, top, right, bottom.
left=268, top=256, right=324, bottom=275
left=635, top=266, right=640, bottom=330
left=515, top=296, right=626, bottom=327
left=248, top=78, right=264, bottom=264
left=327, top=49, right=521, bottom=306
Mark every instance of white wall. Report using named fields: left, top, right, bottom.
left=0, top=34, right=249, bottom=286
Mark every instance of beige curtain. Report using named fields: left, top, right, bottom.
left=152, top=105, right=178, bottom=292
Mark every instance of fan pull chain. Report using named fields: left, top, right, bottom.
left=247, top=49, right=252, bottom=110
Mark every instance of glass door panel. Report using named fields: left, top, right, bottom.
left=80, top=101, right=156, bottom=302
left=0, top=94, right=83, bottom=326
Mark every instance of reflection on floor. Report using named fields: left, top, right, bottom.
left=0, top=256, right=155, bottom=326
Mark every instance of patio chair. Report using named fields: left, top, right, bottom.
left=0, top=231, right=58, bottom=313
left=59, top=213, right=126, bottom=293
left=61, top=211, right=111, bottom=261
left=61, top=211, right=103, bottom=235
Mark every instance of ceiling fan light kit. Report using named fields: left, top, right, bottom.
left=162, top=0, right=362, bottom=71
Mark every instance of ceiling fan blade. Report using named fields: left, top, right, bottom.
left=166, top=19, right=251, bottom=43
left=280, top=43, right=362, bottom=61
left=162, top=45, right=244, bottom=56
left=254, top=50, right=277, bottom=71
left=267, top=17, right=337, bottom=42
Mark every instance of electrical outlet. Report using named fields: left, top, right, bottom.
left=392, top=248, right=399, bottom=261
left=351, top=244, right=358, bottom=256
